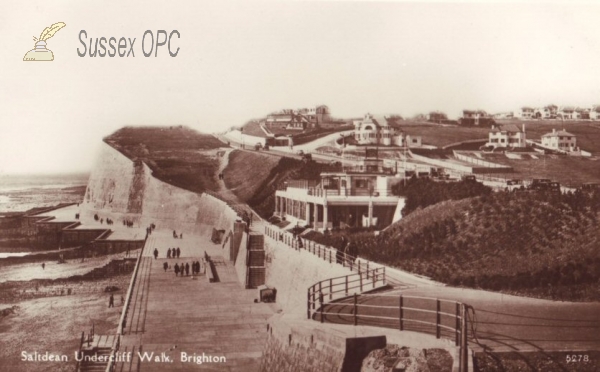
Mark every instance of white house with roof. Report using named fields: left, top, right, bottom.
left=518, top=107, right=535, bottom=119
left=486, top=124, right=527, bottom=149
left=591, top=105, right=600, bottom=120
left=533, top=105, right=558, bottom=119
left=461, top=110, right=491, bottom=125
left=353, top=113, right=421, bottom=147
left=557, top=106, right=578, bottom=120
left=541, top=129, right=577, bottom=152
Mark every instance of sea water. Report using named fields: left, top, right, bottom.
left=0, top=173, right=88, bottom=213
left=0, top=173, right=88, bottom=255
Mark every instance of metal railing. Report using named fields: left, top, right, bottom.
left=75, top=323, right=95, bottom=372
left=265, top=223, right=470, bottom=372
left=103, top=235, right=148, bottom=372
left=307, top=187, right=393, bottom=197
left=309, top=290, right=470, bottom=371
left=264, top=225, right=383, bottom=274
left=307, top=268, right=386, bottom=320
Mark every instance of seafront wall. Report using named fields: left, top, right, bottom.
left=83, top=142, right=238, bottom=235
left=261, top=315, right=389, bottom=372
left=263, top=235, right=354, bottom=315
left=260, top=317, right=347, bottom=372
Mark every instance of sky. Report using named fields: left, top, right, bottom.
left=1, top=1, right=600, bottom=174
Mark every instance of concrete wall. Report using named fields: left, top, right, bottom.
left=453, top=151, right=509, bottom=169
left=409, top=152, right=474, bottom=173
left=83, top=142, right=239, bottom=236
left=261, top=316, right=388, bottom=372
left=263, top=234, right=355, bottom=315
left=234, top=231, right=248, bottom=286
left=260, top=317, right=346, bottom=372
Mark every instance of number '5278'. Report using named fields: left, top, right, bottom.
left=566, top=354, right=589, bottom=363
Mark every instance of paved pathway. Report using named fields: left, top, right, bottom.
left=321, top=285, right=600, bottom=354
left=115, top=231, right=274, bottom=372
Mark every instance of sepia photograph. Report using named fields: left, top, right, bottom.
left=1, top=1, right=600, bottom=371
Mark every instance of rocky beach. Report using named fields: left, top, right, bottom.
left=0, top=175, right=135, bottom=372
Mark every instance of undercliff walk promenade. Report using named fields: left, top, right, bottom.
left=115, top=230, right=274, bottom=372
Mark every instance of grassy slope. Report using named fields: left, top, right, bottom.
left=318, top=192, right=600, bottom=301
left=222, top=151, right=281, bottom=201
left=223, top=151, right=342, bottom=218
left=104, top=126, right=225, bottom=193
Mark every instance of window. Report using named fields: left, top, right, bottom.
left=355, top=179, right=368, bottom=188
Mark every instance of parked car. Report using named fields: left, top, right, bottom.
left=462, top=175, right=477, bottom=182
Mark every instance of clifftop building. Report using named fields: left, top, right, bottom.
left=274, top=155, right=404, bottom=231
left=353, top=113, right=422, bottom=147
left=460, top=110, right=494, bottom=126
left=486, top=124, right=527, bottom=149
left=263, top=105, right=331, bottom=130
left=541, top=129, right=577, bottom=152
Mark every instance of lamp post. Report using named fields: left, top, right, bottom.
left=340, top=133, right=346, bottom=171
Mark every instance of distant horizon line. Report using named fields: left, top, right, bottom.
left=0, top=171, right=91, bottom=177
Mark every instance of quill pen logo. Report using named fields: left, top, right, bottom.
left=23, top=22, right=66, bottom=61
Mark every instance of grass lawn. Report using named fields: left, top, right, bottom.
left=486, top=155, right=600, bottom=186
left=400, top=124, right=489, bottom=148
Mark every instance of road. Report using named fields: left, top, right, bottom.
left=321, top=284, right=600, bottom=354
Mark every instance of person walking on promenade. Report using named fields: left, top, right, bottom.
left=163, top=262, right=168, bottom=272
left=174, top=263, right=180, bottom=277
left=167, top=248, right=171, bottom=259
left=41, top=263, right=45, bottom=270
left=176, top=247, right=181, bottom=258
left=180, top=233, right=183, bottom=239
left=108, top=294, right=114, bottom=308
left=153, top=248, right=158, bottom=260
left=185, top=262, right=190, bottom=276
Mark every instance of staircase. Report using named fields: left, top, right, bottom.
left=78, top=334, right=116, bottom=372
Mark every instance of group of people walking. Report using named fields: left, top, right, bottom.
left=168, top=261, right=203, bottom=276
left=167, top=247, right=181, bottom=258
left=93, top=214, right=114, bottom=225
left=153, top=247, right=182, bottom=259
left=145, top=223, right=156, bottom=236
